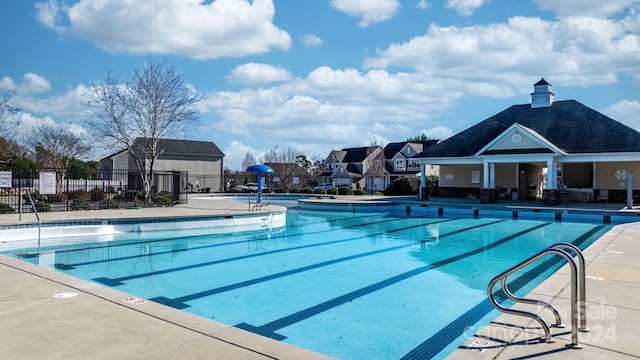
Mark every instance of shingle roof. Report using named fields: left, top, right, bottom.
left=534, top=78, right=550, bottom=86
left=341, top=146, right=380, bottom=162
left=384, top=141, right=440, bottom=158
left=135, top=138, right=224, bottom=157
left=417, top=100, right=640, bottom=158
left=383, top=142, right=405, bottom=158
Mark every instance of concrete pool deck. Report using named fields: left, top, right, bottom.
left=1, top=196, right=639, bottom=359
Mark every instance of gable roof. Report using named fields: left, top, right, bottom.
left=341, top=146, right=381, bottom=162
left=383, top=140, right=440, bottom=158
left=417, top=100, right=640, bottom=158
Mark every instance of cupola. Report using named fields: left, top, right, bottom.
left=531, top=78, right=554, bottom=108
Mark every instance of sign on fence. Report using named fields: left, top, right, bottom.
left=39, top=172, right=57, bottom=194
left=0, top=171, right=11, bottom=187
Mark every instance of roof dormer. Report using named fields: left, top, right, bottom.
left=531, top=78, right=554, bottom=108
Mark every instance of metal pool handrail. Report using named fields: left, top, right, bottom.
left=25, top=189, right=42, bottom=247
left=249, top=194, right=269, bottom=211
left=487, top=242, right=589, bottom=348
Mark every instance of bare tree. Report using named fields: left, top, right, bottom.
left=241, top=152, right=257, bottom=170
left=0, top=90, right=20, bottom=140
left=84, top=57, right=203, bottom=201
left=364, top=147, right=385, bottom=194
left=25, top=124, right=90, bottom=182
left=262, top=145, right=300, bottom=163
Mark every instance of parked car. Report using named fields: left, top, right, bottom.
left=313, top=183, right=335, bottom=191
left=235, top=183, right=267, bottom=192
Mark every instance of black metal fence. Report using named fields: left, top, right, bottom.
left=0, top=168, right=188, bottom=214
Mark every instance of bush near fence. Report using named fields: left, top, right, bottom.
left=0, top=169, right=188, bottom=214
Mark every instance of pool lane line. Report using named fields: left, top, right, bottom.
left=400, top=224, right=605, bottom=360
left=149, top=219, right=506, bottom=308
left=233, top=221, right=553, bottom=340
left=148, top=219, right=506, bottom=307
left=93, top=217, right=463, bottom=286
left=48, top=214, right=406, bottom=270
left=11, top=213, right=383, bottom=258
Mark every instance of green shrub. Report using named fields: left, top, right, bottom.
left=71, top=197, right=92, bottom=210
left=0, top=203, right=15, bottom=214
left=338, top=186, right=353, bottom=195
left=23, top=192, right=41, bottom=203
left=354, top=189, right=365, bottom=195
left=90, top=187, right=107, bottom=201
left=47, top=193, right=67, bottom=202
left=114, top=190, right=144, bottom=202
left=300, top=187, right=314, bottom=194
left=35, top=201, right=51, bottom=212
left=100, top=198, right=120, bottom=209
left=153, top=192, right=173, bottom=206
left=67, top=189, right=90, bottom=200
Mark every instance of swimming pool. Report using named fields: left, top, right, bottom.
left=4, top=209, right=611, bottom=359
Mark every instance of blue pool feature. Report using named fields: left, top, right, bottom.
left=4, top=210, right=611, bottom=359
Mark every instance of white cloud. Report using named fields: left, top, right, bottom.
left=226, top=63, right=292, bottom=85
left=533, top=0, right=638, bottom=18
left=416, top=0, right=431, bottom=10
left=424, top=125, right=455, bottom=141
left=0, top=74, right=51, bottom=94
left=36, top=0, right=291, bottom=59
left=199, top=64, right=464, bottom=166
left=35, top=0, right=68, bottom=34
left=330, top=0, right=400, bottom=27
left=16, top=84, right=85, bottom=118
left=20, top=73, right=51, bottom=94
left=445, top=0, right=489, bottom=17
left=301, top=34, right=324, bottom=47
left=603, top=99, right=640, bottom=131
left=0, top=77, right=16, bottom=91
left=363, top=15, right=640, bottom=89
left=223, top=140, right=262, bottom=171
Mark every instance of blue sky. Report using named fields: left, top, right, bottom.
left=1, top=0, right=639, bottom=170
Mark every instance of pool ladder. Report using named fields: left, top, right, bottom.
left=487, top=242, right=590, bottom=348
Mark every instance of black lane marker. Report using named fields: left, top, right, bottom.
left=94, top=217, right=462, bottom=286
left=232, top=222, right=551, bottom=340
left=53, top=213, right=396, bottom=270
left=150, top=219, right=503, bottom=307
left=150, top=242, right=418, bottom=309
left=400, top=224, right=604, bottom=360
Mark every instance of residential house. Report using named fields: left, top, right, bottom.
left=100, top=138, right=225, bottom=193
left=384, top=140, right=440, bottom=183
left=320, top=146, right=385, bottom=191
left=416, top=79, right=640, bottom=204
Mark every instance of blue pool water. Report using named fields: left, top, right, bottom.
left=5, top=209, right=611, bottom=359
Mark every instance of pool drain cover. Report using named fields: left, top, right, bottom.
left=53, top=292, right=78, bottom=299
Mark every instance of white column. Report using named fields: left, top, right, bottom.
left=547, top=158, right=557, bottom=189
left=419, top=164, right=426, bottom=200
left=627, top=173, right=634, bottom=209
left=489, top=163, right=496, bottom=188
left=483, top=162, right=490, bottom=188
